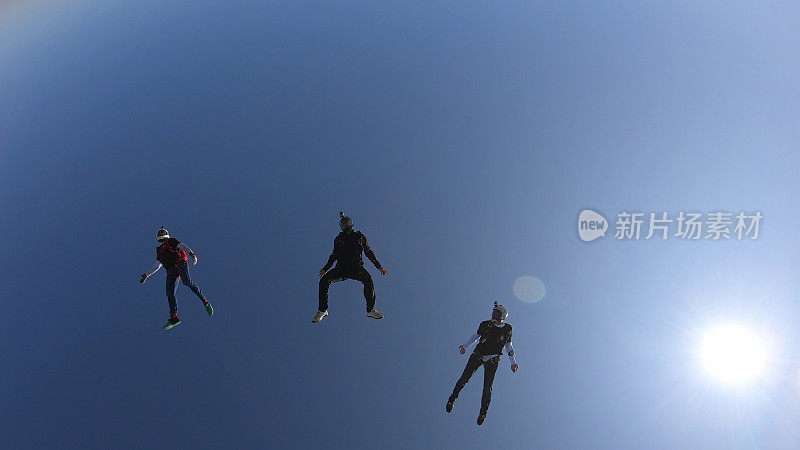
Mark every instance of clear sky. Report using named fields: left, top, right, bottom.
left=2, top=0, right=800, bottom=448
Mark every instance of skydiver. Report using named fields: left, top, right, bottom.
left=140, top=227, right=214, bottom=330
left=312, top=212, right=388, bottom=323
left=446, top=301, right=519, bottom=425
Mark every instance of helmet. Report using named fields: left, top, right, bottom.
left=491, top=301, right=508, bottom=323
left=339, top=211, right=354, bottom=232
left=157, top=227, right=170, bottom=242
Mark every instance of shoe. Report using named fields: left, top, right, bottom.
left=446, top=400, right=454, bottom=413
left=204, top=300, right=214, bottom=316
left=366, top=309, right=384, bottom=319
left=163, top=317, right=181, bottom=330
left=312, top=310, right=329, bottom=323
left=477, top=413, right=486, bottom=426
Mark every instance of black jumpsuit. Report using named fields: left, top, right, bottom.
left=318, top=230, right=382, bottom=313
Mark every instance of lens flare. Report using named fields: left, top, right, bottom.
left=513, top=276, right=546, bottom=303
left=699, top=325, right=766, bottom=384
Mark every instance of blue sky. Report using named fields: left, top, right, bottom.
left=2, top=0, right=800, bottom=448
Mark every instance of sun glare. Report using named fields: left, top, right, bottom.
left=699, top=325, right=767, bottom=385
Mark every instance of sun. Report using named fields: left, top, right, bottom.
left=699, top=325, right=767, bottom=385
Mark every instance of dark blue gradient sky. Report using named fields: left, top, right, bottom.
left=2, top=1, right=800, bottom=448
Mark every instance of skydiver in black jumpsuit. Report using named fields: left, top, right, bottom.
left=312, top=212, right=388, bottom=323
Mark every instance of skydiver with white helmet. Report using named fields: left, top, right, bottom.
left=140, top=227, right=214, bottom=330
left=446, top=301, right=519, bottom=425
left=312, top=212, right=388, bottom=323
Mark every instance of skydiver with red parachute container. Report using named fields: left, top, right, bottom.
left=140, top=227, right=214, bottom=330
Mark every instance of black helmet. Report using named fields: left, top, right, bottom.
left=339, top=211, right=354, bottom=232
left=492, top=301, right=508, bottom=323
left=157, top=227, right=170, bottom=242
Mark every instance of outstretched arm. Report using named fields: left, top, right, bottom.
left=177, top=243, right=198, bottom=265
left=505, top=342, right=518, bottom=365
left=145, top=261, right=162, bottom=277
left=505, top=342, right=519, bottom=372
left=141, top=261, right=162, bottom=283
left=361, top=233, right=385, bottom=272
left=322, top=245, right=337, bottom=272
left=459, top=332, right=480, bottom=353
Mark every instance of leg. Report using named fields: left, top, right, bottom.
left=177, top=261, right=206, bottom=302
left=165, top=273, right=179, bottom=316
left=352, top=267, right=376, bottom=312
left=318, top=267, right=344, bottom=312
left=450, top=354, right=483, bottom=402
left=480, top=357, right=500, bottom=415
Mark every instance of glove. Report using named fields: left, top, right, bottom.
left=140, top=274, right=147, bottom=284
left=189, top=252, right=198, bottom=265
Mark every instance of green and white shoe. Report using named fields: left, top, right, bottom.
left=163, top=317, right=181, bottom=330
left=204, top=300, right=214, bottom=316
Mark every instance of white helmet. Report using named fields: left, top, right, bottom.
left=157, top=227, right=170, bottom=242
left=492, top=301, right=508, bottom=323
